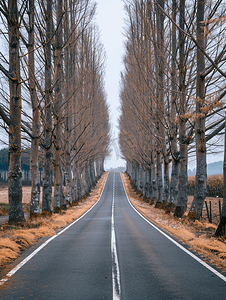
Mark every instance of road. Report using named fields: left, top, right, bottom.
left=0, top=172, right=226, bottom=299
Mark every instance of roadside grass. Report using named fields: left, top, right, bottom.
left=121, top=172, right=226, bottom=271
left=0, top=172, right=108, bottom=271
left=0, top=203, right=29, bottom=216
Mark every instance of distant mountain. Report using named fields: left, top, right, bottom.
left=188, top=168, right=196, bottom=176
left=207, top=160, right=223, bottom=175
left=188, top=160, right=223, bottom=176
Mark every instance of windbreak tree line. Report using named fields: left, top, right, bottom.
left=0, top=0, right=110, bottom=224
left=119, top=0, right=226, bottom=225
left=0, top=148, right=30, bottom=172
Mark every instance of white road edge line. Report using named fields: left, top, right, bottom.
left=0, top=173, right=109, bottom=286
left=120, top=173, right=226, bottom=283
left=111, top=172, right=121, bottom=300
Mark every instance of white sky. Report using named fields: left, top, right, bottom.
left=95, top=0, right=126, bottom=170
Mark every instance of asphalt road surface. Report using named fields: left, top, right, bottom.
left=0, top=172, right=226, bottom=299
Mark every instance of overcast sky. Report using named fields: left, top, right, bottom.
left=95, top=0, right=126, bottom=170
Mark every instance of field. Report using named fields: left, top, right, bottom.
left=0, top=185, right=47, bottom=216
left=187, top=175, right=224, bottom=225
left=188, top=175, right=224, bottom=198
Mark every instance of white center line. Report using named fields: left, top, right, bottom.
left=111, top=172, right=121, bottom=300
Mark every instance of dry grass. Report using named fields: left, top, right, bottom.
left=188, top=174, right=224, bottom=198
left=121, top=172, right=226, bottom=271
left=0, top=172, right=108, bottom=270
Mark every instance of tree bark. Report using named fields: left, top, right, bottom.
left=53, top=0, right=65, bottom=212
left=147, top=167, right=152, bottom=199
left=29, top=0, right=41, bottom=216
left=75, top=163, right=81, bottom=201
left=144, top=168, right=149, bottom=198
left=156, top=149, right=163, bottom=205
left=175, top=0, right=188, bottom=218
left=8, top=0, right=25, bottom=224
left=42, top=0, right=53, bottom=213
left=155, top=0, right=165, bottom=204
left=137, top=163, right=141, bottom=192
left=169, top=0, right=179, bottom=206
left=215, top=114, right=226, bottom=236
left=193, top=0, right=207, bottom=220
left=151, top=151, right=157, bottom=202
left=163, top=156, right=169, bottom=203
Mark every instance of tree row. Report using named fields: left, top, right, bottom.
left=0, top=0, right=110, bottom=223
left=119, top=0, right=226, bottom=223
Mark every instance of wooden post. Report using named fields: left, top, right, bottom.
left=205, top=201, right=210, bottom=223
left=209, top=201, right=212, bottom=223
left=219, top=200, right=222, bottom=220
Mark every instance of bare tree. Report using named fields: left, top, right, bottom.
left=29, top=0, right=41, bottom=216
left=120, top=0, right=226, bottom=221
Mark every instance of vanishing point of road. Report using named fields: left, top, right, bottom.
left=0, top=172, right=226, bottom=299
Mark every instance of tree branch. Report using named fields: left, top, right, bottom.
left=206, top=122, right=225, bottom=142
left=0, top=63, right=15, bottom=81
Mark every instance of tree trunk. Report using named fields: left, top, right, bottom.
left=175, top=0, right=188, bottom=218
left=129, top=160, right=132, bottom=177
left=76, top=164, right=81, bottom=200
left=65, top=148, right=72, bottom=205
left=137, top=163, right=141, bottom=192
left=42, top=0, right=53, bottom=213
left=151, top=151, right=157, bottom=202
left=144, top=168, right=149, bottom=198
left=215, top=115, right=226, bottom=236
left=163, top=156, right=169, bottom=203
left=86, top=163, right=91, bottom=193
left=156, top=150, right=163, bottom=205
left=95, top=160, right=100, bottom=178
left=8, top=0, right=25, bottom=224
left=193, top=0, right=207, bottom=220
left=82, top=165, right=88, bottom=196
left=90, top=162, right=95, bottom=187
left=29, top=0, right=41, bottom=216
left=155, top=0, right=165, bottom=204
left=222, top=116, right=226, bottom=218
left=140, top=165, right=144, bottom=193
left=131, top=161, right=135, bottom=182
left=101, top=159, right=104, bottom=173
left=169, top=0, right=179, bottom=206
left=53, top=0, right=64, bottom=212
left=146, top=167, right=151, bottom=199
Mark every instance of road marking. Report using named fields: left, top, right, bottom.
left=0, top=173, right=109, bottom=286
left=120, top=173, right=226, bottom=284
left=111, top=172, right=121, bottom=300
